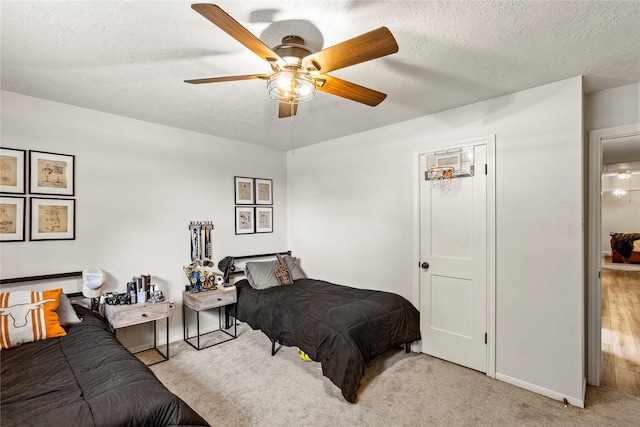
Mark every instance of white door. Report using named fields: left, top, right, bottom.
left=419, top=143, right=488, bottom=372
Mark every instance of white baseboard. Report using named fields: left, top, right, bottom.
left=496, top=373, right=585, bottom=409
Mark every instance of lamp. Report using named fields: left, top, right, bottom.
left=83, top=268, right=104, bottom=310
left=267, top=69, right=316, bottom=103
left=618, top=170, right=632, bottom=180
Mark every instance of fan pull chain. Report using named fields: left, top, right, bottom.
left=290, top=100, right=296, bottom=154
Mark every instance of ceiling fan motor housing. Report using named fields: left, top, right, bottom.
left=272, top=36, right=314, bottom=69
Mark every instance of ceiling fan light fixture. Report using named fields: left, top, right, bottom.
left=267, top=70, right=316, bottom=103
left=618, top=170, right=632, bottom=179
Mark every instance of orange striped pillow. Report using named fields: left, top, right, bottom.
left=0, top=288, right=67, bottom=350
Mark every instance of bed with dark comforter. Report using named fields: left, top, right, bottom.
left=1, top=304, right=208, bottom=427
left=233, top=278, right=421, bottom=403
left=610, top=232, right=640, bottom=263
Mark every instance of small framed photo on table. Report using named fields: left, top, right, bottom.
left=30, top=197, right=75, bottom=241
left=235, top=206, right=254, bottom=235
left=255, top=207, right=273, bottom=233
left=234, top=176, right=254, bottom=205
left=0, top=147, right=26, bottom=194
left=0, top=196, right=26, bottom=242
left=255, top=178, right=272, bottom=205
left=29, top=150, right=75, bottom=196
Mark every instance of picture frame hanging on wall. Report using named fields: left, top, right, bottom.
left=255, top=207, right=273, bottom=233
left=0, top=147, right=26, bottom=195
left=29, top=150, right=75, bottom=196
left=255, top=178, right=273, bottom=205
left=234, top=176, right=254, bottom=205
left=235, top=206, right=254, bottom=235
left=0, top=196, right=26, bottom=242
left=30, top=197, right=75, bottom=241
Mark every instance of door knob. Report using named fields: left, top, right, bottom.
left=421, top=262, right=430, bottom=270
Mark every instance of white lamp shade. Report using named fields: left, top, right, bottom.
left=82, top=268, right=104, bottom=298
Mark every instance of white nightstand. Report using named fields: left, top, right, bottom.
left=183, top=286, right=237, bottom=350
left=103, top=301, right=170, bottom=365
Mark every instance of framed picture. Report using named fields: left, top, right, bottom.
left=0, top=196, right=26, bottom=242
left=255, top=207, right=273, bottom=233
left=235, top=206, right=254, bottom=235
left=29, top=150, right=75, bottom=196
left=255, top=178, right=273, bottom=205
left=0, top=148, right=26, bottom=194
left=30, top=197, right=75, bottom=241
left=234, top=176, right=254, bottom=205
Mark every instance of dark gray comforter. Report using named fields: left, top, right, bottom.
left=233, top=278, right=421, bottom=403
left=1, top=304, right=208, bottom=427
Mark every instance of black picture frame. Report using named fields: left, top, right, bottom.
left=255, top=178, right=273, bottom=205
left=0, top=147, right=26, bottom=195
left=30, top=197, right=76, bottom=241
left=0, top=196, right=26, bottom=242
left=29, top=150, right=75, bottom=196
left=234, top=176, right=254, bottom=205
left=255, top=206, right=273, bottom=233
left=235, top=206, right=254, bottom=235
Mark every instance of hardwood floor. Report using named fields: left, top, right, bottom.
left=601, top=268, right=640, bottom=397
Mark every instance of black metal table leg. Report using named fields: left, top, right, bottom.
left=183, top=304, right=237, bottom=350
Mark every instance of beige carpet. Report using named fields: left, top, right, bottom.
left=151, top=323, right=640, bottom=426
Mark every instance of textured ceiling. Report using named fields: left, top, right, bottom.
left=2, top=1, right=640, bottom=150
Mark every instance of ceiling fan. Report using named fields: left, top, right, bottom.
left=184, top=4, right=399, bottom=118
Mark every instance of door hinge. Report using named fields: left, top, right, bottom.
left=484, top=333, right=487, bottom=344
left=598, top=270, right=601, bottom=279
left=485, top=164, right=488, bottom=175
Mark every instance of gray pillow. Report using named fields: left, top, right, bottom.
left=245, top=256, right=305, bottom=289
left=285, top=256, right=305, bottom=281
left=57, top=293, right=83, bottom=327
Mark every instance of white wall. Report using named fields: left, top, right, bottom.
left=0, top=91, right=288, bottom=349
left=602, top=191, right=640, bottom=242
left=288, top=77, right=584, bottom=404
left=585, top=82, right=640, bottom=131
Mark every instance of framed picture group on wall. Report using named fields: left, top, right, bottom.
left=0, top=148, right=76, bottom=242
left=234, top=176, right=273, bottom=234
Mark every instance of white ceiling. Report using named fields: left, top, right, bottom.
left=2, top=1, right=639, bottom=150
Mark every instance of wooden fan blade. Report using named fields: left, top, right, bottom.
left=185, top=74, right=270, bottom=84
left=303, top=27, right=398, bottom=74
left=279, top=100, right=298, bottom=118
left=192, top=4, right=284, bottom=67
left=315, top=74, right=387, bottom=106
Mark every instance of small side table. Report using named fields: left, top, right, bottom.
left=183, top=286, right=237, bottom=350
left=103, top=301, right=170, bottom=365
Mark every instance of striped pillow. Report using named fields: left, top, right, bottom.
left=0, top=288, right=67, bottom=350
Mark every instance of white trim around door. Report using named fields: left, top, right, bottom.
left=413, top=135, right=496, bottom=378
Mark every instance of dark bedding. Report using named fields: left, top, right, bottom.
left=1, top=304, right=208, bottom=427
left=610, top=232, right=640, bottom=259
left=233, top=278, right=421, bottom=403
